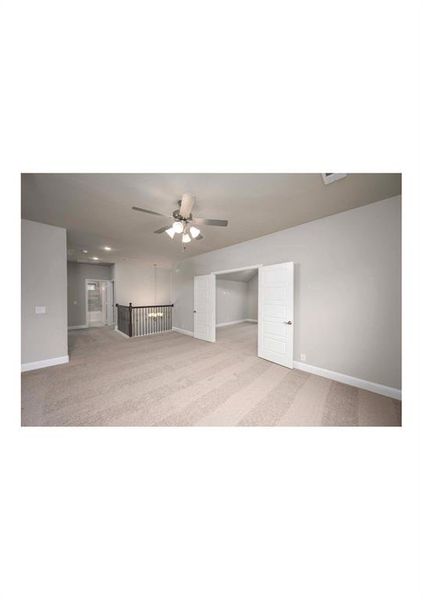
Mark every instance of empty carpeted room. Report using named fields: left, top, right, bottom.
left=21, top=173, right=401, bottom=426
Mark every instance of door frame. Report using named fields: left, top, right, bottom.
left=85, top=278, right=114, bottom=328
left=212, top=264, right=262, bottom=277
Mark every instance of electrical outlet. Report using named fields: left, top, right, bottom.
left=300, top=353, right=306, bottom=362
left=35, top=306, right=46, bottom=314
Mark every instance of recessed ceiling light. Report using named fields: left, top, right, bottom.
left=92, top=256, right=99, bottom=261
left=103, top=246, right=112, bottom=251
left=81, top=249, right=88, bottom=254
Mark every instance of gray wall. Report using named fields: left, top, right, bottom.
left=247, top=273, right=258, bottom=321
left=67, top=262, right=113, bottom=327
left=173, top=196, right=401, bottom=389
left=114, top=260, right=172, bottom=306
left=21, top=219, right=68, bottom=364
left=216, top=279, right=248, bottom=325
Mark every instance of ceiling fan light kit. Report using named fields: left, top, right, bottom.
left=189, top=225, right=200, bottom=239
left=132, top=192, right=229, bottom=247
left=172, top=221, right=184, bottom=234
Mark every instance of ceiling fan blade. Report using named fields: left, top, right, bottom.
left=154, top=226, right=170, bottom=234
left=132, top=206, right=169, bottom=218
left=191, top=217, right=228, bottom=227
left=179, top=193, right=195, bottom=218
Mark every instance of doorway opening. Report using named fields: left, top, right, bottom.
left=85, top=279, right=114, bottom=327
left=193, top=262, right=294, bottom=369
left=215, top=267, right=259, bottom=352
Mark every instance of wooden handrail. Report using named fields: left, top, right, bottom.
left=116, top=303, right=174, bottom=309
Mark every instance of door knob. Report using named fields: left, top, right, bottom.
left=193, top=310, right=197, bottom=313
left=284, top=320, right=292, bottom=325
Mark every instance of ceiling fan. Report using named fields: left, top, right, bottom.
left=132, top=192, right=228, bottom=245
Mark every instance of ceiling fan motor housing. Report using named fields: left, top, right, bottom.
left=173, top=206, right=192, bottom=222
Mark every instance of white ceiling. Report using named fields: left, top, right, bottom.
left=216, top=268, right=258, bottom=282
left=21, top=173, right=401, bottom=267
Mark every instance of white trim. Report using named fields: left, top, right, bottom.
left=216, top=319, right=249, bottom=328
left=22, top=355, right=69, bottom=372
left=245, top=319, right=258, bottom=323
left=293, top=361, right=401, bottom=401
left=114, top=326, right=130, bottom=339
left=212, top=264, right=262, bottom=276
left=172, top=327, right=194, bottom=337
left=68, top=324, right=88, bottom=330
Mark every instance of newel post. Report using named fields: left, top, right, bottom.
left=128, top=302, right=133, bottom=337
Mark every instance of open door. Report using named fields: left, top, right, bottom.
left=258, top=262, right=294, bottom=368
left=193, top=274, right=216, bottom=342
left=86, top=279, right=114, bottom=327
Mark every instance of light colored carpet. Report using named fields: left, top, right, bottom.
left=21, top=323, right=401, bottom=426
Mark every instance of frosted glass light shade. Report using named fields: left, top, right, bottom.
left=172, top=221, right=183, bottom=234
left=165, top=227, right=176, bottom=239
left=190, top=226, right=200, bottom=238
left=182, top=233, right=191, bottom=243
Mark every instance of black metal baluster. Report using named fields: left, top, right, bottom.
left=128, top=302, right=133, bottom=337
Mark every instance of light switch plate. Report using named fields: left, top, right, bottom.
left=35, top=306, right=46, bottom=314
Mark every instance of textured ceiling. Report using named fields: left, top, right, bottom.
left=21, top=173, right=401, bottom=267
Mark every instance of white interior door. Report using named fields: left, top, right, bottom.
left=258, top=262, right=294, bottom=368
left=86, top=280, right=114, bottom=327
left=87, top=280, right=105, bottom=326
left=194, top=274, right=216, bottom=342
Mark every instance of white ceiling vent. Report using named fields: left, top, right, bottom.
left=321, top=173, right=347, bottom=185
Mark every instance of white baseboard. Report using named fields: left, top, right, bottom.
left=216, top=319, right=248, bottom=328
left=173, top=321, right=255, bottom=335
left=216, top=319, right=257, bottom=327
left=21, top=355, right=69, bottom=373
left=172, top=327, right=194, bottom=337
left=293, top=361, right=401, bottom=401
left=114, top=327, right=130, bottom=338
left=68, top=324, right=88, bottom=330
